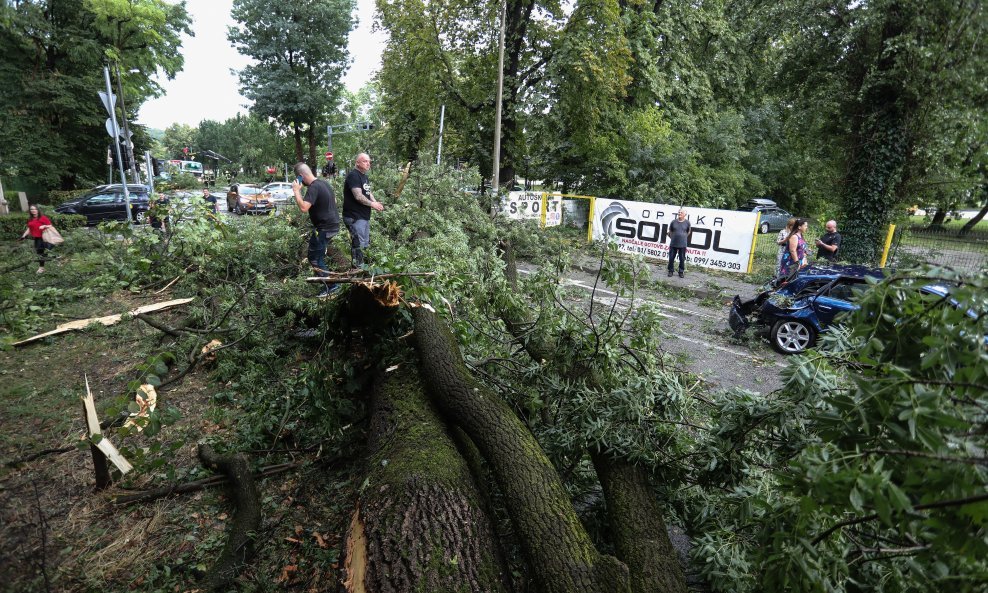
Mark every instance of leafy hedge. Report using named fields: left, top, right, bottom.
left=0, top=212, right=88, bottom=236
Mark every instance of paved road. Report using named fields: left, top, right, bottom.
left=518, top=264, right=787, bottom=395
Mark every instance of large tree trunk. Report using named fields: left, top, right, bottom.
left=591, top=453, right=688, bottom=593
left=412, top=306, right=630, bottom=593
left=344, top=366, right=511, bottom=593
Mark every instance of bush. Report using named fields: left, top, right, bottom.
left=0, top=212, right=88, bottom=236
left=48, top=189, right=90, bottom=208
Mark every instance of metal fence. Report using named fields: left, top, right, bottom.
left=886, top=225, right=988, bottom=275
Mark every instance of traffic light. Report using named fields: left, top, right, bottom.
left=151, top=158, right=162, bottom=177
left=360, top=123, right=375, bottom=131
left=110, top=146, right=131, bottom=170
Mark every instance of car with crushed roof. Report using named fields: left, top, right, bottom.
left=729, top=265, right=884, bottom=354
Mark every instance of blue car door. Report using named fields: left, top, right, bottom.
left=812, top=280, right=863, bottom=327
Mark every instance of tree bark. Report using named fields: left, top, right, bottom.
left=197, top=444, right=261, bottom=591
left=591, top=453, right=688, bottom=593
left=959, top=190, right=987, bottom=235
left=344, top=366, right=511, bottom=593
left=412, top=306, right=630, bottom=593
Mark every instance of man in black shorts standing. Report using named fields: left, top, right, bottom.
left=667, top=208, right=692, bottom=278
left=343, top=152, right=384, bottom=268
left=293, top=162, right=341, bottom=298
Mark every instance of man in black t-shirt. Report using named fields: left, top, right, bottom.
left=342, top=152, right=384, bottom=268
left=667, top=209, right=692, bottom=278
left=815, top=220, right=842, bottom=262
left=293, top=163, right=341, bottom=298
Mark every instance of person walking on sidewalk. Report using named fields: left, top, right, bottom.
left=343, top=153, right=384, bottom=268
left=775, top=217, right=797, bottom=272
left=667, top=209, right=692, bottom=278
left=293, top=163, right=341, bottom=298
left=19, top=204, right=54, bottom=274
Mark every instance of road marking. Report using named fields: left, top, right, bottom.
left=518, top=267, right=784, bottom=367
left=518, top=267, right=719, bottom=320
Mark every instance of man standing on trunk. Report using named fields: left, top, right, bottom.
left=343, top=153, right=384, bottom=268
left=293, top=163, right=341, bottom=298
left=667, top=208, right=692, bottom=278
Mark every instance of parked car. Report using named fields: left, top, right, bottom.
left=737, top=199, right=793, bottom=234
left=262, top=182, right=293, bottom=203
left=226, top=184, right=275, bottom=215
left=729, top=265, right=884, bottom=354
left=54, top=184, right=151, bottom=225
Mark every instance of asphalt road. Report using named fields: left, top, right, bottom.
left=517, top=264, right=787, bottom=395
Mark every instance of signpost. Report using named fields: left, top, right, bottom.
left=101, top=67, right=132, bottom=223
left=325, top=122, right=376, bottom=153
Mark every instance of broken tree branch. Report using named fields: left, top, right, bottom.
left=113, top=462, right=301, bottom=506
left=197, top=444, right=262, bottom=590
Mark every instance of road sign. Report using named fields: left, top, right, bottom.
left=98, top=91, right=116, bottom=116
left=105, top=118, right=133, bottom=139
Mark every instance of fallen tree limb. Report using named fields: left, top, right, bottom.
left=412, top=306, right=629, bottom=593
left=14, top=298, right=194, bottom=347
left=197, top=444, right=262, bottom=590
left=3, top=446, right=75, bottom=468
left=306, top=271, right=436, bottom=283
left=112, top=461, right=300, bottom=506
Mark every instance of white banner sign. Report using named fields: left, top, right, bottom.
left=591, top=198, right=759, bottom=273
left=502, top=191, right=544, bottom=221
left=543, top=194, right=562, bottom=228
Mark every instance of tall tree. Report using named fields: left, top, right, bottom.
left=0, top=0, right=191, bottom=190
left=229, top=0, right=355, bottom=165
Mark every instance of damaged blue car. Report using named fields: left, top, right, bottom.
left=729, top=265, right=884, bottom=354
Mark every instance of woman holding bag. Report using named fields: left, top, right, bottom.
left=19, top=204, right=54, bottom=274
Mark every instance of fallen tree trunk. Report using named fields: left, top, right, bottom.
left=197, top=444, right=261, bottom=590
left=592, top=453, right=688, bottom=593
left=412, top=306, right=629, bottom=593
left=344, top=365, right=511, bottom=593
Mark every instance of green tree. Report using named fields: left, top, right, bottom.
left=229, top=0, right=355, bottom=166
left=0, top=0, right=190, bottom=190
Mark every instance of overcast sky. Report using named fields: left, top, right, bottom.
left=138, top=0, right=386, bottom=130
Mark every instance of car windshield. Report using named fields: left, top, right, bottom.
left=240, top=186, right=262, bottom=196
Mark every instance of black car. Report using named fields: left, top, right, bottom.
left=55, top=184, right=151, bottom=225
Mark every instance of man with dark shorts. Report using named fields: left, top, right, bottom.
left=667, top=208, right=692, bottom=278
left=293, top=163, right=341, bottom=298
left=815, top=219, right=842, bottom=262
left=343, top=153, right=384, bottom=268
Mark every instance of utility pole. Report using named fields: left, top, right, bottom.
left=491, top=0, right=506, bottom=200
left=437, top=104, right=446, bottom=166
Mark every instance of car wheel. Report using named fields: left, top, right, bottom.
left=135, top=211, right=146, bottom=224
left=760, top=222, right=770, bottom=234
left=228, top=201, right=234, bottom=212
left=770, top=319, right=816, bottom=354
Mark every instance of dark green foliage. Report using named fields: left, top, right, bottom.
left=0, top=213, right=87, bottom=236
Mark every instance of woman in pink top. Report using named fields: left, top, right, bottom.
left=19, top=204, right=54, bottom=274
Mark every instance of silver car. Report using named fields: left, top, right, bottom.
left=262, top=182, right=294, bottom=204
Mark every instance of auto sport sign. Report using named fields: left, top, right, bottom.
left=502, top=191, right=544, bottom=220
left=591, top=198, right=759, bottom=273
left=502, top=191, right=562, bottom=227
left=543, top=194, right=562, bottom=228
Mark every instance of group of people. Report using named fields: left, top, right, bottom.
left=293, top=152, right=384, bottom=298
left=776, top=218, right=842, bottom=276
left=665, top=208, right=842, bottom=279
